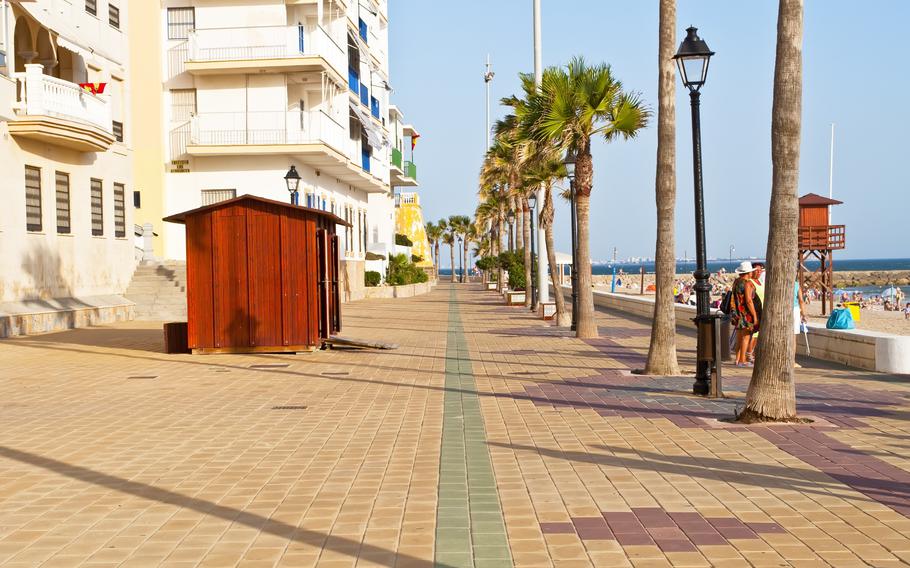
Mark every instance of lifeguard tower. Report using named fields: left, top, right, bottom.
left=798, top=193, right=845, bottom=315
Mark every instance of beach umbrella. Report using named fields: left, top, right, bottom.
left=882, top=287, right=900, bottom=300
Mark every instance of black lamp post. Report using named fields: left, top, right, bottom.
left=527, top=192, right=538, bottom=312
left=285, top=165, right=301, bottom=205
left=674, top=26, right=715, bottom=396
left=457, top=236, right=463, bottom=283
left=563, top=148, right=578, bottom=331
left=507, top=210, right=516, bottom=252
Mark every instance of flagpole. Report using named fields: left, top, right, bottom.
left=534, top=0, right=549, bottom=308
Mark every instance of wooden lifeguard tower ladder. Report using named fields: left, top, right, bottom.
left=798, top=193, right=845, bottom=315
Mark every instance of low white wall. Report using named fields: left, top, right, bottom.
left=356, top=280, right=435, bottom=301
left=561, top=286, right=910, bottom=375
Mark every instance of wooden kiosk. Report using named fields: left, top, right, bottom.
left=163, top=195, right=349, bottom=354
left=798, top=193, right=845, bottom=315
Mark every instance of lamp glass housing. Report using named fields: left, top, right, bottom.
left=563, top=148, right=577, bottom=180
left=284, top=166, right=301, bottom=194
left=527, top=193, right=537, bottom=210
left=673, top=26, right=714, bottom=92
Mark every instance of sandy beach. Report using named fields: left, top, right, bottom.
left=592, top=273, right=910, bottom=336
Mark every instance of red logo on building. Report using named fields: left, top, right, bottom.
left=79, top=83, right=107, bottom=95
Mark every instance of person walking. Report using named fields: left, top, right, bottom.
left=747, top=262, right=765, bottom=362
left=731, top=261, right=760, bottom=367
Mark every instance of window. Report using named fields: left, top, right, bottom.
left=167, top=7, right=195, bottom=40
left=109, top=4, right=120, bottom=29
left=201, top=189, right=235, bottom=206
left=55, top=172, right=71, bottom=234
left=91, top=179, right=103, bottom=236
left=25, top=166, right=42, bottom=232
left=171, top=89, right=197, bottom=122
left=112, top=120, right=123, bottom=143
left=133, top=190, right=141, bottom=208
left=114, top=183, right=126, bottom=237
left=85, top=0, right=97, bottom=17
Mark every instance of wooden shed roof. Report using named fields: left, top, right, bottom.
left=798, top=193, right=843, bottom=206
left=163, top=194, right=351, bottom=226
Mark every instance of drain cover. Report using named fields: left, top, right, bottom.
left=250, top=364, right=290, bottom=369
left=272, top=405, right=307, bottom=410
left=127, top=376, right=158, bottom=380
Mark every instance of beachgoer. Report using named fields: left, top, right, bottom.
left=731, top=261, right=759, bottom=367
left=748, top=263, right=765, bottom=362
left=794, top=278, right=807, bottom=368
left=904, top=303, right=910, bottom=320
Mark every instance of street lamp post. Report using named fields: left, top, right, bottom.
left=528, top=192, right=538, bottom=312
left=563, top=149, right=578, bottom=331
left=457, top=236, right=463, bottom=283
left=285, top=165, right=301, bottom=205
left=674, top=26, right=715, bottom=396
left=507, top=210, right=515, bottom=253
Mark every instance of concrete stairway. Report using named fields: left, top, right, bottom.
left=125, top=262, right=188, bottom=321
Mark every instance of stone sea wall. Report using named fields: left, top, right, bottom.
left=593, top=270, right=910, bottom=289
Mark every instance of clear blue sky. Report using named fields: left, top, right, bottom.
left=388, top=1, right=906, bottom=267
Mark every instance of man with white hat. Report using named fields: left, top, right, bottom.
left=731, top=261, right=761, bottom=367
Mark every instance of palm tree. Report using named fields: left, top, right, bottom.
left=438, top=218, right=449, bottom=281
left=442, top=227, right=456, bottom=284
left=741, top=0, right=803, bottom=422
left=524, top=57, right=650, bottom=338
left=425, top=221, right=444, bottom=280
left=521, top=149, right=571, bottom=326
left=475, top=188, right=507, bottom=290
left=447, top=215, right=468, bottom=283
left=463, top=220, right=478, bottom=283
left=645, top=0, right=681, bottom=375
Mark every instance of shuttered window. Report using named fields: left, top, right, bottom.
left=109, top=4, right=120, bottom=29
left=167, top=7, right=195, bottom=40
left=114, top=183, right=126, bottom=237
left=91, top=179, right=104, bottom=236
left=85, top=0, right=97, bottom=17
left=171, top=89, right=197, bottom=122
left=201, top=189, right=235, bottom=206
left=55, top=172, right=71, bottom=234
left=112, top=120, right=123, bottom=142
left=25, top=166, right=42, bottom=232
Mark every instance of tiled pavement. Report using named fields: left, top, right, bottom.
left=0, top=284, right=909, bottom=567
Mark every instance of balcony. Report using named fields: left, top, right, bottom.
left=186, top=110, right=386, bottom=193
left=185, top=25, right=345, bottom=83
left=9, top=64, right=114, bottom=152
left=799, top=225, right=845, bottom=251
left=390, top=153, right=417, bottom=187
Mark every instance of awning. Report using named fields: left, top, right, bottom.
left=18, top=2, right=120, bottom=66
left=351, top=104, right=388, bottom=149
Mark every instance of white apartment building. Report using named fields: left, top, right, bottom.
left=141, top=0, right=413, bottom=297
left=0, top=0, right=134, bottom=335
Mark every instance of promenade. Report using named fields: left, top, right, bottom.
left=1, top=283, right=909, bottom=567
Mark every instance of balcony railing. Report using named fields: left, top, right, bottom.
left=13, top=65, right=112, bottom=132
left=404, top=160, right=417, bottom=181
left=189, top=110, right=346, bottom=153
left=799, top=225, right=845, bottom=251
left=188, top=24, right=345, bottom=75
left=391, top=147, right=402, bottom=169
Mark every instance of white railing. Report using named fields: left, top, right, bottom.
left=190, top=110, right=346, bottom=154
left=187, top=25, right=346, bottom=76
left=13, top=64, right=112, bottom=132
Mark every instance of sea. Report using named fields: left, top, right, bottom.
left=444, top=258, right=910, bottom=298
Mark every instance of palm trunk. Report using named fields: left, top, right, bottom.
left=741, top=0, right=803, bottom=422
left=463, top=241, right=469, bottom=283
left=522, top=200, right=532, bottom=308
left=434, top=242, right=440, bottom=280
left=542, top=188, right=570, bottom=327
left=498, top=219, right=506, bottom=291
left=645, top=0, right=681, bottom=375
left=450, top=243, right=456, bottom=283
left=575, top=146, right=598, bottom=338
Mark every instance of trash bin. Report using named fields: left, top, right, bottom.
left=844, top=301, right=861, bottom=323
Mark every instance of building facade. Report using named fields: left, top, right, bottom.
left=133, top=0, right=417, bottom=298
left=0, top=0, right=135, bottom=333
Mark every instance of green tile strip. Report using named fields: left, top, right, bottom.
left=436, top=286, right=512, bottom=568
